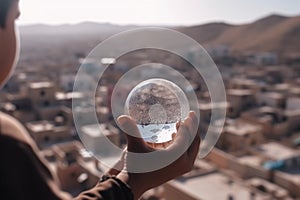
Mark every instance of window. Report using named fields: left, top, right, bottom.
left=44, top=136, right=50, bottom=142
left=40, top=90, right=46, bottom=97
left=250, top=139, right=256, bottom=146
left=43, top=101, right=50, bottom=107
left=256, top=184, right=267, bottom=193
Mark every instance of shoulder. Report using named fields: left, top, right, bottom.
left=0, top=112, right=35, bottom=146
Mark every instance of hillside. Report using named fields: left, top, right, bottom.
left=18, top=14, right=300, bottom=64
left=178, top=14, right=300, bottom=55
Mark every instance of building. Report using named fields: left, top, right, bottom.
left=256, top=92, right=286, bottom=108
left=163, top=159, right=271, bottom=200
left=26, top=120, right=73, bottom=148
left=217, top=119, right=264, bottom=153
left=242, top=106, right=300, bottom=138
left=227, top=89, right=256, bottom=117
left=27, top=82, right=57, bottom=107
left=51, top=141, right=100, bottom=196
left=246, top=178, right=290, bottom=199
left=80, top=123, right=122, bottom=156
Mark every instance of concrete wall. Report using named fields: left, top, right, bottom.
left=163, top=183, right=201, bottom=200
left=28, top=85, right=56, bottom=107
left=274, top=171, right=300, bottom=198
left=206, top=149, right=271, bottom=180
left=256, top=93, right=284, bottom=108
left=287, top=97, right=300, bottom=111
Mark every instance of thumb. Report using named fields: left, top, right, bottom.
left=117, top=115, right=148, bottom=153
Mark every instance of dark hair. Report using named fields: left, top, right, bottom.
left=0, top=0, right=13, bottom=28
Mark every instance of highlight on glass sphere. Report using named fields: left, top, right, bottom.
left=124, top=78, right=190, bottom=147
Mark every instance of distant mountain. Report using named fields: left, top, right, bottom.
left=177, top=14, right=300, bottom=55
left=18, top=22, right=140, bottom=64
left=18, top=14, right=300, bottom=64
left=176, top=22, right=233, bottom=44
left=20, top=22, right=139, bottom=37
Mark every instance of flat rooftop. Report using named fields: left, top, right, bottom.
left=227, top=89, right=253, bottom=96
left=261, top=92, right=284, bottom=100
left=225, top=120, right=261, bottom=136
left=238, top=155, right=264, bottom=167
left=167, top=172, right=269, bottom=200
left=29, top=81, right=54, bottom=89
left=246, top=178, right=290, bottom=198
left=255, top=142, right=299, bottom=161
left=231, top=78, right=257, bottom=86
left=198, top=102, right=229, bottom=110
left=81, top=124, right=118, bottom=138
left=101, top=58, right=116, bottom=65
left=278, top=169, right=300, bottom=185
left=26, top=120, right=54, bottom=133
left=274, top=83, right=290, bottom=90
left=56, top=92, right=84, bottom=100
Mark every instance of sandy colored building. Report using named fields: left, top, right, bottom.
left=246, top=178, right=291, bottom=199
left=27, top=82, right=57, bottom=107
left=256, top=92, right=286, bottom=108
left=206, top=148, right=271, bottom=180
left=242, top=106, right=300, bottom=138
left=26, top=120, right=73, bottom=148
left=80, top=123, right=122, bottom=156
left=228, top=78, right=263, bottom=93
left=51, top=141, right=100, bottom=196
left=217, top=119, right=265, bottom=153
left=227, top=89, right=256, bottom=117
left=163, top=159, right=271, bottom=200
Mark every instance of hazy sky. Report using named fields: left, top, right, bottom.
left=18, top=0, right=300, bottom=26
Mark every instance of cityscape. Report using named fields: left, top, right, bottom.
left=1, top=13, right=300, bottom=200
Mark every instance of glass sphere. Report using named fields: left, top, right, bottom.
left=125, top=78, right=189, bottom=144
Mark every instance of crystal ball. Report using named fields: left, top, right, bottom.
left=124, top=78, right=189, bottom=144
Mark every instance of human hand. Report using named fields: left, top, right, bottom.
left=111, top=111, right=200, bottom=200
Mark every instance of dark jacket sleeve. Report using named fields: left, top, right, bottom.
left=0, top=135, right=63, bottom=200
left=75, top=176, right=134, bottom=200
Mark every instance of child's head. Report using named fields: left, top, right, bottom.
left=0, top=0, right=20, bottom=88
